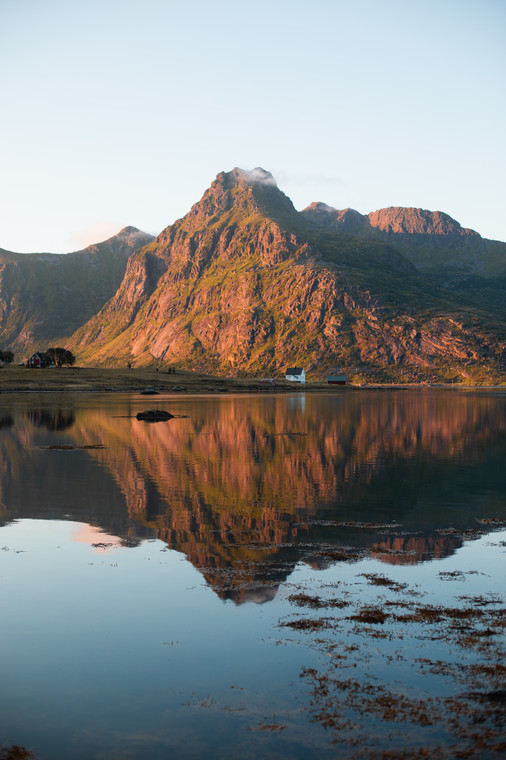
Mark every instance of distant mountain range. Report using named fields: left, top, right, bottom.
left=1, top=168, right=505, bottom=383
left=0, top=227, right=153, bottom=356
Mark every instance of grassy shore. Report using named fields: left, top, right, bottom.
left=0, top=365, right=335, bottom=393
left=1, top=366, right=502, bottom=393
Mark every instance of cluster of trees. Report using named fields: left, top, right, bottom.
left=0, top=347, right=76, bottom=367
left=41, top=347, right=76, bottom=367
left=0, top=350, right=14, bottom=364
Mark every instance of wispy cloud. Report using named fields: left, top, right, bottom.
left=243, top=167, right=278, bottom=187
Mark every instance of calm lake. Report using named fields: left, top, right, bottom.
left=1, top=390, right=505, bottom=760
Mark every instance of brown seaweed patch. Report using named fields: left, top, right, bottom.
left=360, top=573, right=408, bottom=591
left=301, top=669, right=440, bottom=726
left=469, top=662, right=506, bottom=680
left=458, top=594, right=503, bottom=607
left=438, top=570, right=466, bottom=581
left=279, top=617, right=333, bottom=632
left=395, top=605, right=486, bottom=626
left=0, top=748, right=37, bottom=760
left=288, top=592, right=349, bottom=610
left=470, top=689, right=506, bottom=704
left=279, top=574, right=506, bottom=758
left=384, top=600, right=415, bottom=610
left=347, top=606, right=389, bottom=625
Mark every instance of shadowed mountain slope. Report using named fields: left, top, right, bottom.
left=0, top=227, right=154, bottom=358
left=69, top=169, right=506, bottom=383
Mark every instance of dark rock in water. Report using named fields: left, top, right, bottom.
left=136, top=409, right=174, bottom=422
left=140, top=388, right=159, bottom=395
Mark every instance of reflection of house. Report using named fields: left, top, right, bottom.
left=27, top=352, right=49, bottom=368
left=327, top=368, right=347, bottom=385
left=285, top=367, right=305, bottom=383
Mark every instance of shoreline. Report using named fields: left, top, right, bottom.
left=0, top=366, right=504, bottom=394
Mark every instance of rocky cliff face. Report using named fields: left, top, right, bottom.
left=367, top=207, right=480, bottom=238
left=301, top=202, right=506, bottom=276
left=301, top=203, right=481, bottom=241
left=70, top=168, right=506, bottom=383
left=0, top=226, right=154, bottom=357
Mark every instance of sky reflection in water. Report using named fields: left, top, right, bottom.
left=0, top=391, right=505, bottom=759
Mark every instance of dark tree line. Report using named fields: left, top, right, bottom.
left=44, top=347, right=76, bottom=367
left=0, top=350, right=14, bottom=364
left=0, top=347, right=76, bottom=367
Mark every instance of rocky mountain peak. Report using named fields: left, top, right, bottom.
left=301, top=203, right=484, bottom=245
left=81, top=227, right=154, bottom=258
left=119, top=225, right=139, bottom=234
left=367, top=207, right=481, bottom=239
left=163, top=168, right=297, bottom=239
left=211, top=166, right=278, bottom=191
left=117, top=225, right=144, bottom=237
left=240, top=167, right=277, bottom=187
left=102, top=226, right=154, bottom=249
left=301, top=204, right=365, bottom=233
left=304, top=201, right=337, bottom=214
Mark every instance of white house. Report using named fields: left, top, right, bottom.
left=285, top=367, right=305, bottom=383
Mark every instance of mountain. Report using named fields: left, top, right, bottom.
left=67, top=168, right=506, bottom=384
left=302, top=202, right=480, bottom=240
left=0, top=226, right=154, bottom=357
left=301, top=202, right=506, bottom=275
left=301, top=201, right=506, bottom=330
left=67, top=169, right=506, bottom=384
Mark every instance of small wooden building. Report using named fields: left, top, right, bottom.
left=285, top=367, right=305, bottom=384
left=327, top=368, right=347, bottom=385
left=27, top=352, right=48, bottom=368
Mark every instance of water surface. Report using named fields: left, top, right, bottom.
left=1, top=391, right=505, bottom=758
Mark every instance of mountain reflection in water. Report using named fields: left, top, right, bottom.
left=0, top=391, right=505, bottom=603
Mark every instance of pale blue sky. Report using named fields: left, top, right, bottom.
left=1, top=0, right=505, bottom=252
